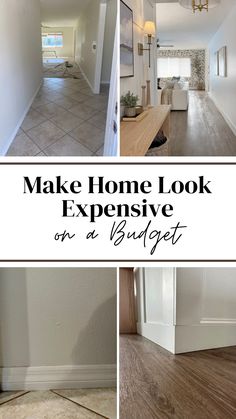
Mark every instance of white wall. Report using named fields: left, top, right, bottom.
left=42, top=27, right=75, bottom=59
left=0, top=268, right=116, bottom=367
left=101, top=0, right=116, bottom=83
left=120, top=0, right=157, bottom=107
left=75, top=0, right=106, bottom=93
left=0, top=0, right=42, bottom=155
left=208, top=3, right=236, bottom=135
left=136, top=268, right=236, bottom=354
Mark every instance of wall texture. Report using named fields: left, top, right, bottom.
left=120, top=0, right=157, bottom=107
left=157, top=49, right=206, bottom=90
left=75, top=0, right=106, bottom=93
left=0, top=0, right=42, bottom=155
left=0, top=268, right=116, bottom=368
left=209, top=2, right=236, bottom=135
left=42, top=26, right=75, bottom=59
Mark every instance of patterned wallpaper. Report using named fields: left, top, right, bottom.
left=157, top=49, right=206, bottom=90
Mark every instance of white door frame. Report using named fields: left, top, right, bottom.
left=103, top=16, right=118, bottom=156
left=94, top=1, right=107, bottom=94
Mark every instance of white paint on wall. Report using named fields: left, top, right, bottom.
left=42, top=26, right=75, bottom=59
left=0, top=0, right=42, bottom=155
left=208, top=2, right=236, bottom=135
left=120, top=0, right=157, bottom=107
left=0, top=268, right=117, bottom=368
left=101, top=0, right=117, bottom=83
left=75, top=0, right=107, bottom=93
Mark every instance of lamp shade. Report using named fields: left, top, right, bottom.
left=179, top=0, right=220, bottom=10
left=143, top=21, right=156, bottom=36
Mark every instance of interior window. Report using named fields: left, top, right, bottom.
left=42, top=33, right=63, bottom=48
left=157, top=57, right=191, bottom=78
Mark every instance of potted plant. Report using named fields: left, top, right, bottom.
left=120, top=91, right=139, bottom=117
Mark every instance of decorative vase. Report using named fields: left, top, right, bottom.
left=146, top=80, right=151, bottom=107
left=141, top=86, right=146, bottom=109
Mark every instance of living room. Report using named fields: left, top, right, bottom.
left=120, top=0, right=236, bottom=156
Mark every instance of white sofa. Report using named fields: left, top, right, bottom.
left=172, top=84, right=189, bottom=110
left=160, top=80, right=189, bottom=111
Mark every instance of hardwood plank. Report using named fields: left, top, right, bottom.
left=120, top=106, right=171, bottom=156
left=120, top=334, right=236, bottom=418
left=170, top=91, right=236, bottom=156
left=120, top=269, right=136, bottom=334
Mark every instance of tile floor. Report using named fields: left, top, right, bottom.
left=0, top=388, right=116, bottom=419
left=7, top=77, right=109, bottom=157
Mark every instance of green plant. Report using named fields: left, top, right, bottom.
left=120, top=91, right=139, bottom=107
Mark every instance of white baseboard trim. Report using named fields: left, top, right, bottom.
left=75, top=59, right=95, bottom=94
left=208, top=92, right=236, bottom=136
left=3, top=81, right=43, bottom=156
left=175, top=324, right=236, bottom=354
left=101, top=81, right=110, bottom=85
left=0, top=364, right=116, bottom=391
left=137, top=322, right=175, bottom=354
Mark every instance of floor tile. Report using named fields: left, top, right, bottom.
left=27, top=121, right=65, bottom=149
left=54, top=97, right=80, bottom=110
left=44, top=135, right=93, bottom=156
left=50, top=110, right=83, bottom=133
left=85, top=96, right=108, bottom=111
left=69, top=92, right=90, bottom=103
left=95, top=145, right=104, bottom=156
left=6, top=133, right=41, bottom=156
left=69, top=105, right=98, bottom=120
left=89, top=112, right=107, bottom=130
left=0, top=391, right=102, bottom=419
left=36, top=103, right=67, bottom=119
left=21, top=109, right=47, bottom=131
left=54, top=388, right=117, bottom=419
left=32, top=96, right=51, bottom=108
left=70, top=122, right=104, bottom=152
left=0, top=392, right=27, bottom=405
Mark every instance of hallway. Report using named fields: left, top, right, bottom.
left=170, top=91, right=236, bottom=156
left=120, top=334, right=236, bottom=419
left=7, top=77, right=108, bottom=156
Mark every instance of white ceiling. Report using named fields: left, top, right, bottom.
left=155, top=0, right=235, bottom=49
left=40, top=0, right=89, bottom=27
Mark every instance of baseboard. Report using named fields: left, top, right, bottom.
left=208, top=92, right=236, bottom=136
left=175, top=324, right=236, bottom=354
left=137, top=322, right=175, bottom=354
left=101, top=81, right=110, bottom=85
left=75, top=59, right=95, bottom=94
left=0, top=364, right=116, bottom=391
left=3, top=81, right=43, bottom=156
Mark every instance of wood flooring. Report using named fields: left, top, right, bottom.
left=120, top=334, right=236, bottom=419
left=170, top=91, right=236, bottom=156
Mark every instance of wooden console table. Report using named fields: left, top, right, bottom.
left=120, top=105, right=171, bottom=156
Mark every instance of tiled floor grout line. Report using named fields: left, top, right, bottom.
left=50, top=390, right=109, bottom=419
left=0, top=391, right=30, bottom=406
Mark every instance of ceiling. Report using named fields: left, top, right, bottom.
left=155, top=0, right=235, bottom=49
left=40, top=0, right=89, bottom=27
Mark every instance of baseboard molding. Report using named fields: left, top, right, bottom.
left=137, top=322, right=175, bottom=354
left=0, top=364, right=116, bottom=391
left=101, top=81, right=110, bottom=85
left=208, top=92, right=236, bottom=136
left=75, top=59, right=95, bottom=94
left=175, top=324, right=236, bottom=354
left=3, top=81, right=43, bottom=156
